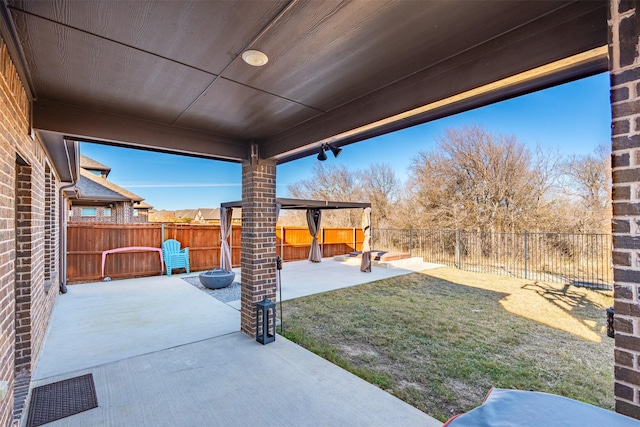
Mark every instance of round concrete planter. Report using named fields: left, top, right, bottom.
left=199, top=268, right=235, bottom=289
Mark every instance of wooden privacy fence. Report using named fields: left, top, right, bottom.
left=67, top=223, right=364, bottom=283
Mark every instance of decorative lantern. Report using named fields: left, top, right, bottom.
left=256, top=298, right=276, bottom=345
left=606, top=306, right=615, bottom=338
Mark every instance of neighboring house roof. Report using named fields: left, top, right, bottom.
left=75, top=169, right=143, bottom=202
left=195, top=208, right=243, bottom=222
left=134, top=201, right=153, bottom=209
left=79, top=154, right=111, bottom=176
left=216, top=208, right=243, bottom=221
left=196, top=208, right=218, bottom=221
left=71, top=155, right=152, bottom=208
left=175, top=209, right=198, bottom=220
left=147, top=209, right=176, bottom=222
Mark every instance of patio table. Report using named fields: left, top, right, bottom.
left=101, top=246, right=164, bottom=278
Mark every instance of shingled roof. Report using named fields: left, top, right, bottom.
left=72, top=156, right=149, bottom=207
left=79, top=154, right=111, bottom=176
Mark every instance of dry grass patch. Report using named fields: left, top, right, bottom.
left=280, top=267, right=613, bottom=422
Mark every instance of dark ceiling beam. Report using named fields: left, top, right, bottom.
left=262, top=2, right=608, bottom=162
left=33, top=99, right=248, bottom=162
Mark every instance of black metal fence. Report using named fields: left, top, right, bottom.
left=372, top=229, right=612, bottom=290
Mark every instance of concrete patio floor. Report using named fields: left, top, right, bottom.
left=27, top=259, right=443, bottom=426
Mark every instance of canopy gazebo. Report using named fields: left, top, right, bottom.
left=220, top=198, right=371, bottom=269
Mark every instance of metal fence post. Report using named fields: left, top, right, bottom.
left=524, top=231, right=529, bottom=280
left=161, top=223, right=165, bottom=244
left=456, top=229, right=461, bottom=269
left=409, top=227, right=413, bottom=257
left=371, top=227, right=375, bottom=250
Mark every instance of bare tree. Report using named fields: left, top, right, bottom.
left=284, top=162, right=400, bottom=227
left=406, top=125, right=557, bottom=232
left=286, top=163, right=364, bottom=227
left=360, top=163, right=400, bottom=228
left=559, top=144, right=611, bottom=233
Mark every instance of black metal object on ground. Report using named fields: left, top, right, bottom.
left=256, top=298, right=276, bottom=345
left=607, top=306, right=615, bottom=338
left=277, top=256, right=283, bottom=334
left=26, top=373, right=98, bottom=427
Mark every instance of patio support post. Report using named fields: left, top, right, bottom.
left=240, top=146, right=277, bottom=338
left=610, top=0, right=640, bottom=419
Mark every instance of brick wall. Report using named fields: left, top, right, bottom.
left=120, top=201, right=132, bottom=224
left=0, top=37, right=60, bottom=426
left=133, top=209, right=149, bottom=224
left=69, top=205, right=115, bottom=223
left=240, top=157, right=277, bottom=337
left=610, top=0, right=640, bottom=419
left=69, top=205, right=149, bottom=224
left=15, top=163, right=33, bottom=372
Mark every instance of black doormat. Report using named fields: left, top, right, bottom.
left=26, top=373, right=98, bottom=427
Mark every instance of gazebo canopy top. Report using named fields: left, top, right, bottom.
left=220, top=198, right=370, bottom=210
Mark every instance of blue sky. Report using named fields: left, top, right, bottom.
left=81, top=72, right=611, bottom=211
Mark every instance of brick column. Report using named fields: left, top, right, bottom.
left=610, top=0, right=640, bottom=419
left=240, top=150, right=277, bottom=337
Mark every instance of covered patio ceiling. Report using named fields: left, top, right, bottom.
left=1, top=1, right=608, bottom=181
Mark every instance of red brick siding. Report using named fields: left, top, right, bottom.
left=611, top=0, right=640, bottom=420
left=0, top=38, right=60, bottom=426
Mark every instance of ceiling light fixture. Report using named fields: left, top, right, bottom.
left=242, top=50, right=269, bottom=67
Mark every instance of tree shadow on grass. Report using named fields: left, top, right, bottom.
left=283, top=271, right=614, bottom=421
left=417, top=268, right=611, bottom=342
left=518, top=281, right=611, bottom=340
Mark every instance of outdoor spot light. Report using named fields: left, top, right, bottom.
left=317, top=145, right=328, bottom=161
left=326, top=142, right=342, bottom=158
left=242, top=49, right=268, bottom=67
left=317, top=143, right=341, bottom=161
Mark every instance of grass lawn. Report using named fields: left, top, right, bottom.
left=279, top=266, right=614, bottom=422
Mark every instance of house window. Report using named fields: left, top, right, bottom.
left=133, top=209, right=139, bottom=217
left=104, top=207, right=111, bottom=217
left=81, top=207, right=97, bottom=217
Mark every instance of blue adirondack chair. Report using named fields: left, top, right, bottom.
left=162, top=239, right=190, bottom=276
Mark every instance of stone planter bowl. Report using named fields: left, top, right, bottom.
left=199, top=268, right=235, bottom=289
